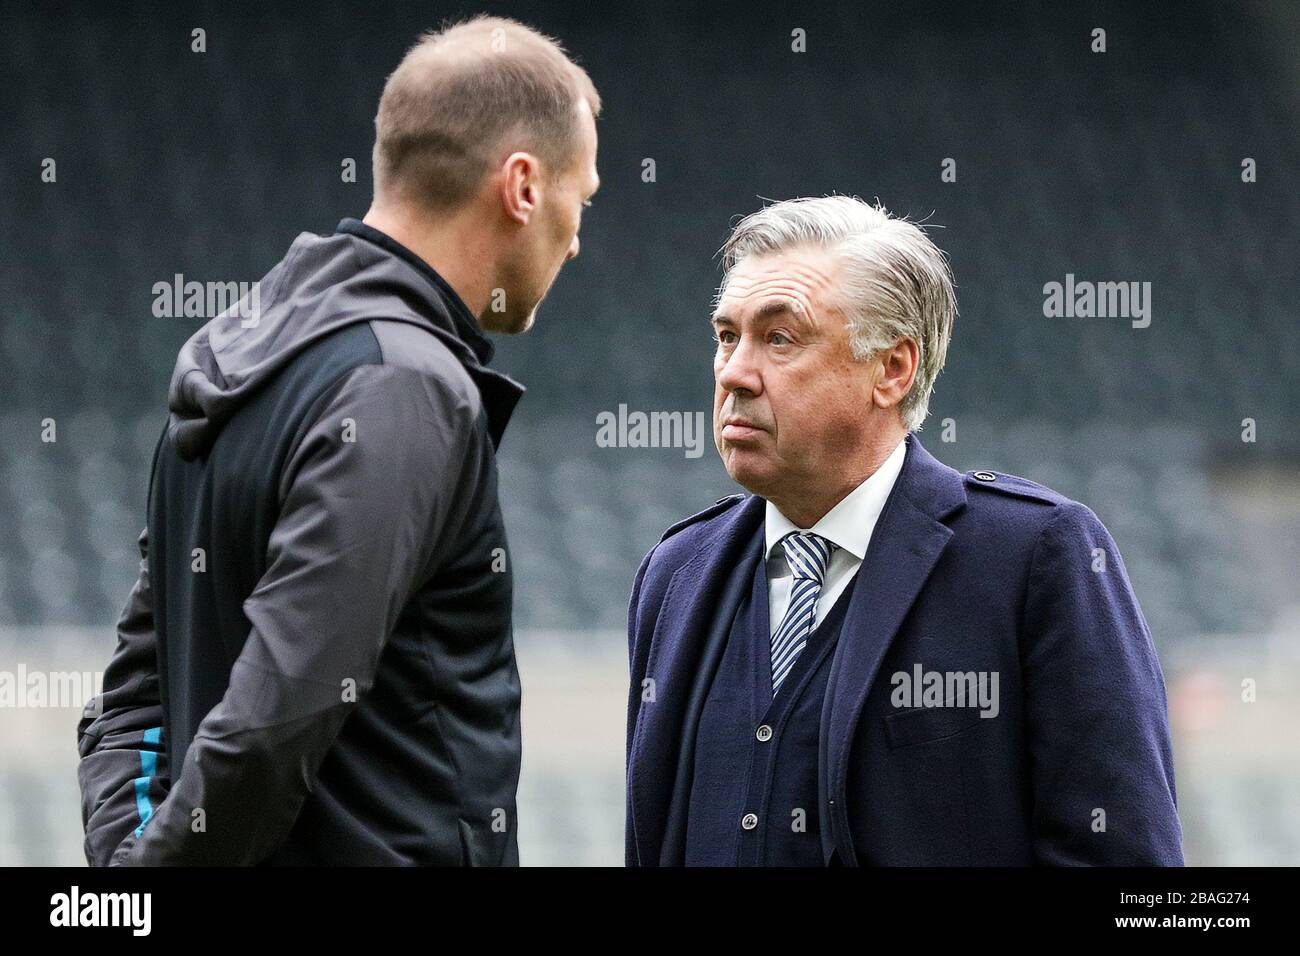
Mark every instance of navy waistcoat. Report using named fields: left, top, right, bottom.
left=684, top=526, right=854, bottom=866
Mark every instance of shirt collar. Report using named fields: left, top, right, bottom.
left=764, top=435, right=909, bottom=561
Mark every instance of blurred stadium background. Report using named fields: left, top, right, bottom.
left=1, top=0, right=1297, bottom=865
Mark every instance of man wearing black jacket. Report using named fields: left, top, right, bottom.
left=76, top=15, right=601, bottom=865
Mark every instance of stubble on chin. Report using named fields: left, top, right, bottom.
left=480, top=305, right=536, bottom=336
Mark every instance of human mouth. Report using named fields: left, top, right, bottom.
left=720, top=418, right=765, bottom=441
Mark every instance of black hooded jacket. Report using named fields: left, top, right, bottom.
left=77, top=218, right=525, bottom=865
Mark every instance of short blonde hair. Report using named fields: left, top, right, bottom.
left=719, top=196, right=957, bottom=432
left=373, top=15, right=601, bottom=212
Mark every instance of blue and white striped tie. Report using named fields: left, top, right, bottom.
left=771, top=532, right=835, bottom=694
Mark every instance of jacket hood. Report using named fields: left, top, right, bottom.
left=166, top=218, right=523, bottom=460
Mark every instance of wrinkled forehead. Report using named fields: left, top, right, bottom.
left=714, top=247, right=842, bottom=323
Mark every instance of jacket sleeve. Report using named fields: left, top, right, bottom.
left=1020, top=501, right=1184, bottom=865
left=625, top=546, right=657, bottom=867
left=110, top=362, right=476, bottom=865
left=77, top=525, right=172, bottom=866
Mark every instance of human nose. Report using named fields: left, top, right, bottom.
left=716, top=333, right=762, bottom=396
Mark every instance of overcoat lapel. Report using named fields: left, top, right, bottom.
left=817, top=434, right=967, bottom=864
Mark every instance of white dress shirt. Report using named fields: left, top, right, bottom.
left=764, top=436, right=908, bottom=636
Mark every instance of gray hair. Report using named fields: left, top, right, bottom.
left=718, top=196, right=957, bottom=432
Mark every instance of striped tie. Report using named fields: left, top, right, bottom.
left=771, top=532, right=835, bottom=694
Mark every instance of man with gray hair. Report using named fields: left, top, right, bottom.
left=625, top=196, right=1183, bottom=866
left=78, top=15, right=600, bottom=865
